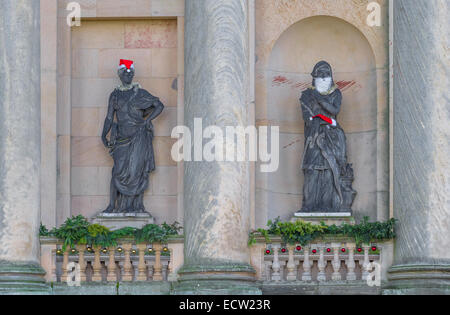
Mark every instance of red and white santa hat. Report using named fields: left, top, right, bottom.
left=119, top=59, right=135, bottom=71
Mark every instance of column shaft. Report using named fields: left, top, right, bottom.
left=0, top=0, right=47, bottom=293
left=388, top=0, right=450, bottom=293
left=177, top=0, right=259, bottom=294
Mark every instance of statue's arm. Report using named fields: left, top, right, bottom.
left=300, top=90, right=315, bottom=124
left=317, top=90, right=342, bottom=116
left=140, top=89, right=164, bottom=120
left=146, top=98, right=164, bottom=121
left=101, top=92, right=116, bottom=148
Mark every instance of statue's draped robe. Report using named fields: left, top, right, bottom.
left=300, top=87, right=347, bottom=212
left=109, top=87, right=161, bottom=212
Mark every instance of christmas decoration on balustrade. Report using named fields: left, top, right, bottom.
left=39, top=215, right=182, bottom=251
left=249, top=216, right=396, bottom=247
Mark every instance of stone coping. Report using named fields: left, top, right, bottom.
left=250, top=234, right=391, bottom=245
left=294, top=212, right=352, bottom=218
left=39, top=235, right=184, bottom=245
left=94, top=212, right=153, bottom=218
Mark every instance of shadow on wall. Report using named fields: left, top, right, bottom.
left=257, top=15, right=378, bottom=225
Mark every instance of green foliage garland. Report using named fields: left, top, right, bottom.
left=40, top=215, right=182, bottom=251
left=249, top=216, right=396, bottom=246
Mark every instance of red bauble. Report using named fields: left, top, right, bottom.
left=372, top=246, right=377, bottom=252
left=357, top=248, right=362, bottom=252
left=312, top=249, right=317, bottom=254
left=327, top=248, right=331, bottom=253
left=281, top=248, right=286, bottom=253
left=341, top=248, right=346, bottom=253
left=266, top=250, right=271, bottom=254
left=296, top=246, right=302, bottom=251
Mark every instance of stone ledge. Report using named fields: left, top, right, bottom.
left=51, top=282, right=171, bottom=295
left=261, top=281, right=381, bottom=295
left=0, top=261, right=49, bottom=295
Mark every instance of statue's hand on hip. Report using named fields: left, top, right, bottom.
left=102, top=135, right=112, bottom=149
left=146, top=119, right=154, bottom=133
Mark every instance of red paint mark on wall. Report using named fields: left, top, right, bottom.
left=293, top=82, right=311, bottom=90
left=336, top=80, right=357, bottom=92
left=272, top=76, right=289, bottom=85
left=283, top=138, right=302, bottom=149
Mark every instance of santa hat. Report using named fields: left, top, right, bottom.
left=119, top=59, right=135, bottom=71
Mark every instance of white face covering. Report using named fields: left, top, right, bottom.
left=315, top=77, right=332, bottom=94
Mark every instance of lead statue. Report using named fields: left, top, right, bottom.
left=101, top=59, right=164, bottom=214
left=299, top=61, right=356, bottom=214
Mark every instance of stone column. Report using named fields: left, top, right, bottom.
left=0, top=0, right=47, bottom=294
left=387, top=0, right=450, bottom=294
left=175, top=0, right=259, bottom=294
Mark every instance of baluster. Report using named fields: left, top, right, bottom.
left=107, top=246, right=117, bottom=282
left=346, top=243, right=357, bottom=281
left=76, top=245, right=87, bottom=282
left=167, top=247, right=175, bottom=281
left=317, top=244, right=326, bottom=282
left=264, top=262, right=271, bottom=281
left=51, top=247, right=57, bottom=282
left=331, top=243, right=341, bottom=281
left=271, top=244, right=281, bottom=281
left=362, top=244, right=371, bottom=281
left=122, top=243, right=133, bottom=281
left=153, top=244, right=163, bottom=281
left=286, top=245, right=297, bottom=281
left=137, top=244, right=148, bottom=281
left=148, top=263, right=154, bottom=280
left=302, top=246, right=312, bottom=281
left=92, top=246, right=102, bottom=282
left=61, top=248, right=70, bottom=283
left=163, top=262, right=169, bottom=281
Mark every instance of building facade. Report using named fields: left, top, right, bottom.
left=0, top=0, right=448, bottom=295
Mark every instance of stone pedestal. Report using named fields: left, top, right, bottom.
left=0, top=0, right=48, bottom=294
left=92, top=212, right=154, bottom=230
left=292, top=213, right=355, bottom=226
left=384, top=0, right=450, bottom=295
left=174, top=0, right=260, bottom=295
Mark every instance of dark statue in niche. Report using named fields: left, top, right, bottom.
left=101, top=59, right=164, bottom=214
left=299, top=61, right=356, bottom=213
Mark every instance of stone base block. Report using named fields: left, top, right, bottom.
left=92, top=212, right=154, bottom=230
left=262, top=281, right=380, bottom=295
left=51, top=282, right=171, bottom=295
left=172, top=280, right=262, bottom=295
left=292, top=212, right=355, bottom=226
left=383, top=264, right=450, bottom=295
left=173, top=263, right=262, bottom=295
left=0, top=261, right=50, bottom=295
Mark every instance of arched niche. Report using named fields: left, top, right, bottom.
left=257, top=16, right=379, bottom=224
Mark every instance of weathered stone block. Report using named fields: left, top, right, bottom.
left=152, top=48, right=177, bottom=77
left=125, top=20, right=177, bottom=49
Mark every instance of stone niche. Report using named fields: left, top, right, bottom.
left=255, top=8, right=389, bottom=226
left=69, top=20, right=179, bottom=225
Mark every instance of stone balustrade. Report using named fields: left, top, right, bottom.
left=250, top=236, right=393, bottom=283
left=40, top=236, right=184, bottom=284
left=41, top=235, right=393, bottom=287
